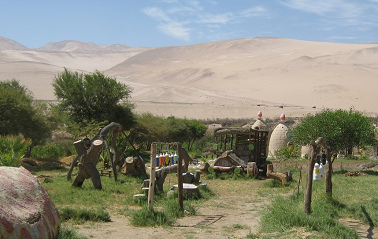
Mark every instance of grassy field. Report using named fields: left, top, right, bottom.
left=31, top=159, right=378, bottom=239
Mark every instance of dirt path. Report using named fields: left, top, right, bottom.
left=75, top=180, right=267, bottom=239
left=73, top=160, right=378, bottom=239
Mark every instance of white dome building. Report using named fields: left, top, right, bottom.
left=268, top=123, right=289, bottom=158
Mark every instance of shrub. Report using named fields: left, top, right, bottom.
left=30, top=142, right=67, bottom=159
left=0, top=136, right=29, bottom=166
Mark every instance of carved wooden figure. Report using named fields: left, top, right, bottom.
left=72, top=139, right=103, bottom=189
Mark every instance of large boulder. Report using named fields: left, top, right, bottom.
left=0, top=166, right=61, bottom=239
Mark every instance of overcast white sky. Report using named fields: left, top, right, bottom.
left=1, top=0, right=377, bottom=48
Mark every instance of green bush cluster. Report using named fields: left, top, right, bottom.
left=0, top=136, right=29, bottom=166
left=30, top=142, right=69, bottom=159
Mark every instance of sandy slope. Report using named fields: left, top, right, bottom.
left=1, top=37, right=377, bottom=119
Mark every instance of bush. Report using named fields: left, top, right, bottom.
left=30, top=142, right=68, bottom=159
left=274, top=145, right=300, bottom=160
left=0, top=136, right=29, bottom=166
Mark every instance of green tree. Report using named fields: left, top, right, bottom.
left=291, top=108, right=376, bottom=199
left=129, top=113, right=168, bottom=150
left=166, top=117, right=189, bottom=143
left=52, top=68, right=135, bottom=129
left=0, top=80, right=51, bottom=156
left=290, top=108, right=376, bottom=155
left=186, top=120, right=207, bottom=150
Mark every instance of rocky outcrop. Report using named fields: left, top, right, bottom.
left=0, top=167, right=61, bottom=239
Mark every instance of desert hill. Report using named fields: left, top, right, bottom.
left=1, top=36, right=377, bottom=120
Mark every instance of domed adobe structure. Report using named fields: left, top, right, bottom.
left=268, top=123, right=289, bottom=158
left=251, top=119, right=268, bottom=130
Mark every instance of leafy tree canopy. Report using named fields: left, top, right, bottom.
left=0, top=80, right=51, bottom=155
left=290, top=108, right=376, bottom=154
left=52, top=68, right=135, bottom=129
left=128, top=114, right=207, bottom=151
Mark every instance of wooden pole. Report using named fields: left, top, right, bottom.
left=304, top=137, right=324, bottom=214
left=177, top=143, right=184, bottom=210
left=148, top=143, right=156, bottom=210
left=304, top=143, right=316, bottom=214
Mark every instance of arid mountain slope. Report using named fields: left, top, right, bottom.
left=105, top=38, right=378, bottom=119
left=1, top=36, right=377, bottom=119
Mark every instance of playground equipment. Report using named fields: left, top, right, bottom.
left=148, top=142, right=186, bottom=210
left=67, top=122, right=124, bottom=189
left=211, top=126, right=270, bottom=174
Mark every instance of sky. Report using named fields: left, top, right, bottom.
left=1, top=0, right=378, bottom=48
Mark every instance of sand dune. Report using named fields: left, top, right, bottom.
left=1, top=36, right=377, bottom=119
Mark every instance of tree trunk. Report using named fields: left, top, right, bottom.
left=121, top=156, right=147, bottom=177
left=304, top=144, right=317, bottom=214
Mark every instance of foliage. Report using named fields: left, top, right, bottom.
left=56, top=227, right=87, bottom=239
left=290, top=108, right=376, bottom=155
left=0, top=136, right=29, bottom=166
left=260, top=165, right=378, bottom=238
left=52, top=68, right=135, bottom=129
left=274, top=145, right=300, bottom=160
left=185, top=119, right=207, bottom=150
left=0, top=80, right=51, bottom=155
left=260, top=195, right=358, bottom=238
left=129, top=113, right=168, bottom=150
left=59, top=207, right=110, bottom=224
left=129, top=206, right=172, bottom=227
left=30, top=142, right=72, bottom=159
left=129, top=190, right=201, bottom=227
left=129, top=113, right=207, bottom=151
left=64, top=119, right=107, bottom=140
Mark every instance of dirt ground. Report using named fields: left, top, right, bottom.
left=22, top=158, right=378, bottom=239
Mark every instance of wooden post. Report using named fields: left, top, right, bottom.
left=148, top=143, right=156, bottom=210
left=304, top=143, right=316, bottom=214
left=304, top=137, right=327, bottom=214
left=177, top=143, right=184, bottom=210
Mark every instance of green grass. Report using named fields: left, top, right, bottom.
left=42, top=168, right=215, bottom=229
left=40, top=158, right=377, bottom=238
left=129, top=206, right=173, bottom=227
left=59, top=207, right=110, bottom=224
left=258, top=165, right=378, bottom=239
left=42, top=172, right=144, bottom=209
left=56, top=227, right=87, bottom=239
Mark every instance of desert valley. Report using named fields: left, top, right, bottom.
left=1, top=36, right=377, bottom=120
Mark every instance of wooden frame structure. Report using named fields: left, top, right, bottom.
left=213, top=127, right=269, bottom=168
left=149, top=142, right=184, bottom=210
